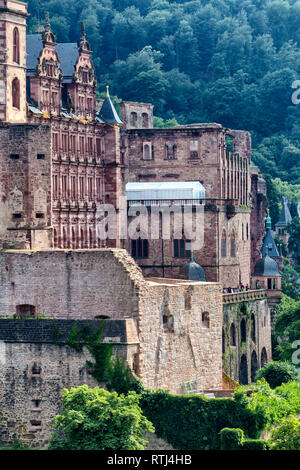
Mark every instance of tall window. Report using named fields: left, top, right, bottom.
left=131, top=238, right=149, bottom=259
left=221, top=230, right=227, bottom=258
left=13, top=28, right=20, bottom=64
left=173, top=238, right=191, bottom=258
left=12, top=78, right=20, bottom=109
left=130, top=112, right=137, bottom=127
left=230, top=230, right=236, bottom=257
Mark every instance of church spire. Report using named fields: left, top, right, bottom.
left=78, top=21, right=91, bottom=53
left=42, top=12, right=55, bottom=45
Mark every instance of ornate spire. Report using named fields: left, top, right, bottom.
left=265, top=210, right=272, bottom=230
left=106, top=85, right=110, bottom=97
left=42, top=12, right=55, bottom=45
left=78, top=21, right=90, bottom=53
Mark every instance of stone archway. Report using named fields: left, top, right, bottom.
left=239, top=354, right=248, bottom=385
left=261, top=347, right=268, bottom=368
left=251, top=350, right=258, bottom=383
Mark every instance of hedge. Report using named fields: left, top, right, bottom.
left=140, top=391, right=265, bottom=450
left=220, top=428, right=270, bottom=450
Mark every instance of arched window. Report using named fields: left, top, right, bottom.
left=163, top=313, right=174, bottom=333
left=240, top=318, right=247, bottom=342
left=251, top=313, right=256, bottom=342
left=251, top=350, right=258, bottom=383
left=239, top=355, right=248, bottom=385
left=130, top=112, right=137, bottom=127
left=230, top=323, right=236, bottom=346
left=12, top=78, right=20, bottom=109
left=202, top=312, right=210, bottom=328
left=221, top=230, right=227, bottom=258
left=261, top=347, right=268, bottom=368
left=13, top=27, right=20, bottom=64
left=72, top=227, right=76, bottom=249
left=230, top=230, right=236, bottom=257
left=143, top=144, right=151, bottom=160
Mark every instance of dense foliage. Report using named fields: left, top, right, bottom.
left=274, top=294, right=300, bottom=362
left=48, top=385, right=154, bottom=450
left=26, top=0, right=300, bottom=185
left=269, top=416, right=300, bottom=450
left=254, top=361, right=299, bottom=388
left=220, top=427, right=270, bottom=450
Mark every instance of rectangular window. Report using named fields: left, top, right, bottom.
left=10, top=154, right=19, bottom=160
left=88, top=177, right=93, bottom=199
left=53, top=175, right=58, bottom=199
left=190, top=140, right=198, bottom=159
left=96, top=177, right=102, bottom=199
left=37, top=154, right=45, bottom=160
left=62, top=134, right=68, bottom=152
left=79, top=176, right=85, bottom=199
left=52, top=133, right=58, bottom=152
left=87, top=137, right=93, bottom=154
left=70, top=175, right=76, bottom=199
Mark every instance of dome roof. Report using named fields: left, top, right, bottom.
left=180, top=255, right=206, bottom=282
left=253, top=255, right=280, bottom=277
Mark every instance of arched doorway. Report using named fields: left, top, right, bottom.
left=251, top=350, right=258, bottom=383
left=239, top=355, right=248, bottom=385
left=261, top=347, right=268, bottom=368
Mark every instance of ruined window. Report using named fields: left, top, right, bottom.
left=131, top=238, right=149, bottom=259
left=261, top=347, right=268, bottom=368
left=240, top=318, right=247, bottom=342
left=29, top=420, right=42, bottom=430
left=89, top=228, right=93, bottom=248
left=31, top=363, right=41, bottom=376
left=12, top=77, right=20, bottom=109
left=239, top=355, right=248, bottom=385
left=71, top=227, right=76, bottom=248
left=53, top=228, right=58, bottom=247
left=221, top=230, right=227, bottom=258
left=63, top=227, right=68, bottom=248
left=251, top=314, right=256, bottom=342
left=190, top=140, right=198, bottom=159
left=165, top=142, right=177, bottom=160
left=13, top=27, right=20, bottom=64
left=10, top=154, right=19, bottom=160
left=142, top=113, right=149, bottom=128
left=37, top=154, right=45, bottom=160
left=52, top=133, right=59, bottom=152
left=230, top=230, right=236, bottom=257
left=230, top=323, right=236, bottom=346
left=12, top=213, right=22, bottom=219
left=16, top=304, right=36, bottom=317
left=251, top=350, right=258, bottom=383
left=173, top=238, right=191, bottom=258
left=35, top=213, right=44, bottom=219
left=143, top=143, right=151, bottom=160
left=130, top=112, right=137, bottom=127
left=202, top=312, right=210, bottom=328
left=32, top=400, right=41, bottom=409
left=225, top=135, right=233, bottom=153
left=163, top=314, right=174, bottom=333
left=80, top=228, right=85, bottom=248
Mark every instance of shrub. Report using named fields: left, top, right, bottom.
left=220, top=428, right=244, bottom=450
left=242, top=439, right=270, bottom=450
left=48, top=385, right=154, bottom=450
left=106, top=355, right=145, bottom=395
left=269, top=416, right=300, bottom=450
left=254, top=361, right=299, bottom=388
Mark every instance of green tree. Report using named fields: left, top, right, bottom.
left=49, top=385, right=154, bottom=450
left=288, top=217, right=300, bottom=265
left=254, top=361, right=299, bottom=389
left=274, top=294, right=300, bottom=362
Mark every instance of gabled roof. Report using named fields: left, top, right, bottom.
left=276, top=198, right=292, bottom=228
left=26, top=34, right=78, bottom=82
left=98, top=94, right=123, bottom=125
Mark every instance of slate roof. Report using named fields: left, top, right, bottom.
left=261, top=229, right=280, bottom=258
left=253, top=255, right=280, bottom=277
left=26, top=34, right=78, bottom=82
left=98, top=95, right=123, bottom=125
left=180, top=254, right=206, bottom=282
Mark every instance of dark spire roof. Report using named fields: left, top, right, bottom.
left=275, top=196, right=292, bottom=228
left=253, top=255, right=280, bottom=277
left=180, top=252, right=206, bottom=282
left=97, top=87, right=123, bottom=125
left=261, top=213, right=280, bottom=258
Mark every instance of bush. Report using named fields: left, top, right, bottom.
left=255, top=361, right=299, bottom=388
left=242, top=439, right=270, bottom=450
left=220, top=428, right=244, bottom=450
left=48, top=385, right=154, bottom=450
left=220, top=428, right=270, bottom=450
left=269, top=416, right=300, bottom=450
left=106, top=355, right=145, bottom=395
left=140, top=390, right=264, bottom=450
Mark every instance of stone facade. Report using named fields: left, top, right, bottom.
left=123, top=125, right=252, bottom=288
left=0, top=318, right=139, bottom=447
left=222, top=290, right=271, bottom=384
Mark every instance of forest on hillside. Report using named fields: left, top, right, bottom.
left=26, top=0, right=300, bottom=187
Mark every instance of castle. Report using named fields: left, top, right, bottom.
left=0, top=1, right=281, bottom=447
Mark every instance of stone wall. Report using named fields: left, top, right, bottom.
left=222, top=290, right=271, bottom=384
left=0, top=123, right=52, bottom=249
left=0, top=248, right=223, bottom=395
left=0, top=318, right=139, bottom=447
